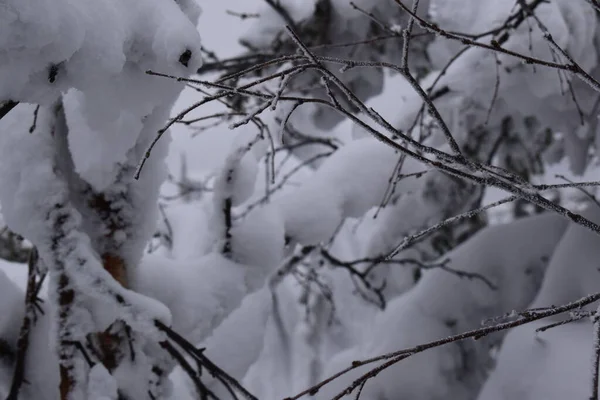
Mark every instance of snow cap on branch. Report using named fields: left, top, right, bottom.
left=0, top=0, right=202, bottom=103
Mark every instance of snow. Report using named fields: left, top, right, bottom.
left=197, top=288, right=272, bottom=398
left=531, top=204, right=600, bottom=308
left=276, top=137, right=426, bottom=244
left=63, top=87, right=142, bottom=191
left=87, top=364, right=118, bottom=400
left=478, top=205, right=600, bottom=399
left=0, top=0, right=202, bottom=104
left=2, top=0, right=600, bottom=398
left=213, top=145, right=260, bottom=207
left=17, top=310, right=61, bottom=400
left=242, top=1, right=318, bottom=48
left=135, top=208, right=283, bottom=345
left=229, top=205, right=286, bottom=270
left=0, top=108, right=173, bottom=337
left=243, top=276, right=319, bottom=400
left=0, top=260, right=59, bottom=400
left=315, top=213, right=568, bottom=399
left=152, top=200, right=214, bottom=259
left=428, top=0, right=598, bottom=132
left=0, top=0, right=207, bottom=394
left=0, top=258, right=29, bottom=290
left=477, top=321, right=597, bottom=400
left=0, top=268, right=24, bottom=349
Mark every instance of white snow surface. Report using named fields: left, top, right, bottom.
left=477, top=205, right=600, bottom=400
left=242, top=0, right=318, bottom=48
left=428, top=0, right=598, bottom=131
left=1, top=0, right=203, bottom=191
left=0, top=0, right=202, bottom=104
left=0, top=0, right=209, bottom=396
left=87, top=364, right=118, bottom=400
left=3, top=0, right=600, bottom=399
left=316, top=213, right=569, bottom=400
left=276, top=137, right=425, bottom=245
left=135, top=198, right=284, bottom=345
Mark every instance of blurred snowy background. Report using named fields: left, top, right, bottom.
left=173, top=0, right=600, bottom=205
left=2, top=0, right=600, bottom=399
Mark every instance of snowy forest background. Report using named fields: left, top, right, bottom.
left=2, top=0, right=600, bottom=399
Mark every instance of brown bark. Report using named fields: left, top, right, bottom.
left=57, top=250, right=129, bottom=399
left=94, top=254, right=128, bottom=373
left=102, top=253, right=128, bottom=288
